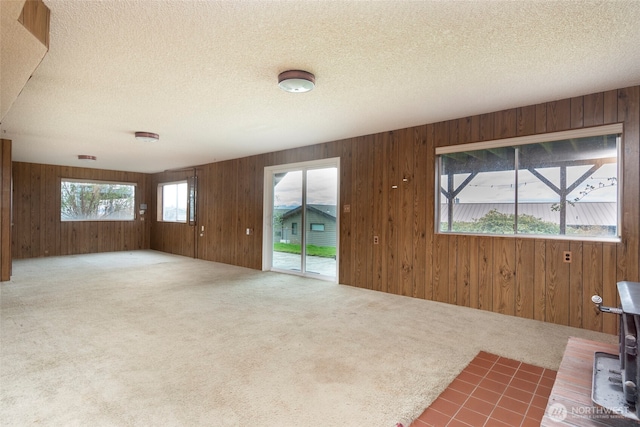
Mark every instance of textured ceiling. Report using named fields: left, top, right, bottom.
left=2, top=0, right=640, bottom=173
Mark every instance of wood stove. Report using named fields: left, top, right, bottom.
left=591, top=281, right=640, bottom=421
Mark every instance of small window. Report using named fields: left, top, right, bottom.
left=158, top=181, right=188, bottom=222
left=291, top=222, right=298, bottom=235
left=61, top=179, right=135, bottom=221
left=310, top=223, right=325, bottom=231
left=436, top=124, right=621, bottom=240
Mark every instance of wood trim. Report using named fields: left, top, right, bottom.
left=617, top=87, right=640, bottom=284
left=1, top=139, right=12, bottom=281
left=18, top=0, right=50, bottom=49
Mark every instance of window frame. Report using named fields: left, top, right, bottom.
left=60, top=178, right=137, bottom=222
left=157, top=180, right=189, bottom=223
left=310, top=223, right=325, bottom=232
left=435, top=124, right=623, bottom=242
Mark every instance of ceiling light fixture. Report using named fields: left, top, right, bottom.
left=278, top=70, right=315, bottom=93
left=135, top=131, right=159, bottom=142
left=78, top=155, right=96, bottom=161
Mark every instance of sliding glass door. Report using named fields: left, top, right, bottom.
left=264, top=159, right=339, bottom=281
left=272, top=170, right=303, bottom=272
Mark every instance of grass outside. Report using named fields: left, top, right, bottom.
left=273, top=243, right=336, bottom=258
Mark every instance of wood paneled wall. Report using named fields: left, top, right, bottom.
left=151, top=86, right=638, bottom=334
left=195, top=143, right=344, bottom=268
left=11, top=162, right=151, bottom=258
left=422, top=88, right=639, bottom=334
left=10, top=87, right=635, bottom=332
left=1, top=139, right=11, bottom=281
left=149, top=170, right=196, bottom=258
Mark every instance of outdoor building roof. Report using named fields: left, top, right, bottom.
left=281, top=204, right=337, bottom=221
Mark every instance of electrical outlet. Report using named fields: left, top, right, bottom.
left=373, top=235, right=379, bottom=245
left=563, top=251, right=572, bottom=263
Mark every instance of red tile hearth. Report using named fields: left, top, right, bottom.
left=408, top=351, right=556, bottom=427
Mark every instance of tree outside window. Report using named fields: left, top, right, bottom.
left=61, top=180, right=135, bottom=221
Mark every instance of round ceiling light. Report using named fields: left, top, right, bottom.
left=135, top=131, right=159, bottom=142
left=278, top=70, right=315, bottom=93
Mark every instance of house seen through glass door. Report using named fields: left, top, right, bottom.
left=266, top=159, right=338, bottom=281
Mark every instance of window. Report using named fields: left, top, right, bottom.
left=291, top=222, right=298, bottom=235
left=158, top=181, right=188, bottom=222
left=61, top=179, right=135, bottom=221
left=436, top=124, right=622, bottom=240
left=310, top=223, right=325, bottom=231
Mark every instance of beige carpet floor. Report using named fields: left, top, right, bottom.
left=1, top=250, right=616, bottom=426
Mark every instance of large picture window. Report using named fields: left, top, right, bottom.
left=436, top=124, right=622, bottom=240
left=61, top=179, right=136, bottom=221
left=158, top=181, right=188, bottom=222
